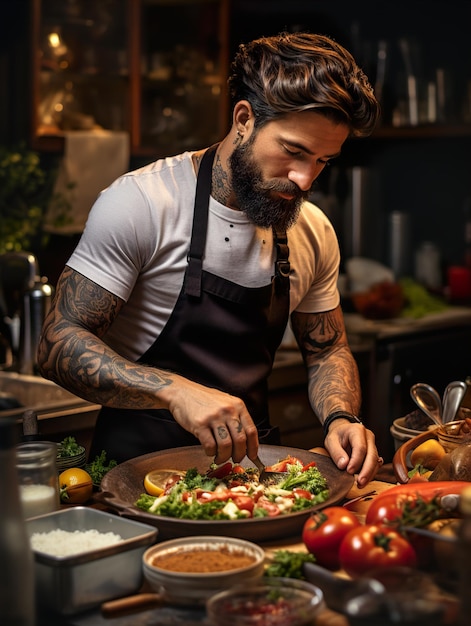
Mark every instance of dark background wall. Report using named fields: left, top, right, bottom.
left=1, top=0, right=471, bottom=283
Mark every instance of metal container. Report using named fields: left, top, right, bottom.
left=388, top=211, right=412, bottom=278
left=26, top=506, right=158, bottom=615
left=19, top=277, right=54, bottom=375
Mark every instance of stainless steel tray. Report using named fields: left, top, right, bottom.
left=27, top=506, right=158, bottom=615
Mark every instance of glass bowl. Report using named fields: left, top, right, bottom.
left=206, top=577, right=324, bottom=626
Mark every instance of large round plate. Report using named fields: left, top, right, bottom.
left=99, top=445, right=354, bottom=542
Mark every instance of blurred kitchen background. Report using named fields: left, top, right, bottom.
left=1, top=0, right=471, bottom=460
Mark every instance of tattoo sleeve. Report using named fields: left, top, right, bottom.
left=290, top=307, right=361, bottom=422
left=37, top=268, right=173, bottom=409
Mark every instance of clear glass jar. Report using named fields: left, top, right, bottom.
left=16, top=441, right=60, bottom=518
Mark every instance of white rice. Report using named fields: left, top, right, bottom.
left=30, top=528, right=123, bottom=557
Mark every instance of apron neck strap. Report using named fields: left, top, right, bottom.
left=185, top=144, right=218, bottom=298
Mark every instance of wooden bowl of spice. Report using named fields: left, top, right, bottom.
left=142, top=535, right=265, bottom=605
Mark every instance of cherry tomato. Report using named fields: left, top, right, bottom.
left=301, top=461, right=317, bottom=472
left=339, top=524, right=417, bottom=577
left=207, top=462, right=233, bottom=479
left=256, top=497, right=281, bottom=516
left=292, top=488, right=313, bottom=500
left=197, top=489, right=231, bottom=503
left=265, top=455, right=303, bottom=472
left=232, top=495, right=255, bottom=514
left=302, top=506, right=361, bottom=570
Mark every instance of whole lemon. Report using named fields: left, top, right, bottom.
left=59, top=467, right=93, bottom=504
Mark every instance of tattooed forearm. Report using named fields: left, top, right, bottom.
left=37, top=268, right=173, bottom=410
left=291, top=308, right=361, bottom=420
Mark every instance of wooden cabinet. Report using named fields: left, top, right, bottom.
left=30, top=1, right=471, bottom=156
left=30, top=0, right=230, bottom=157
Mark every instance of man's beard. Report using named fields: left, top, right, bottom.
left=229, top=138, right=309, bottom=231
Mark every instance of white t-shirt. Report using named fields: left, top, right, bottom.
left=67, top=151, right=340, bottom=361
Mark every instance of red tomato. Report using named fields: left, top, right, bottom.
left=302, top=507, right=361, bottom=570
left=301, top=461, right=317, bottom=472
left=292, top=488, right=313, bottom=500
left=265, top=455, right=303, bottom=472
left=256, top=497, right=281, bottom=516
left=339, top=524, right=417, bottom=577
left=232, top=495, right=255, bottom=514
left=207, top=462, right=233, bottom=478
left=196, top=489, right=231, bottom=503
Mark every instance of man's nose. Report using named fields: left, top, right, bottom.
left=287, top=163, right=323, bottom=191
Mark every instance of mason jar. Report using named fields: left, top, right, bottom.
left=16, top=441, right=60, bottom=518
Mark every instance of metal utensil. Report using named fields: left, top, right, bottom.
left=410, top=383, right=443, bottom=426
left=253, top=454, right=284, bottom=482
left=442, top=380, right=468, bottom=424
left=253, top=454, right=288, bottom=483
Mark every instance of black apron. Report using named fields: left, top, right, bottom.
left=89, top=145, right=291, bottom=463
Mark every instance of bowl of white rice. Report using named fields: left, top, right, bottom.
left=26, top=506, right=158, bottom=615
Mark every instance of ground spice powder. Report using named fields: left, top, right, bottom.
left=151, top=547, right=256, bottom=572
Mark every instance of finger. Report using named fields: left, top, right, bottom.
left=224, top=416, right=249, bottom=463
left=244, top=422, right=260, bottom=464
left=212, top=423, right=234, bottom=464
left=232, top=411, right=258, bottom=463
left=355, top=435, right=382, bottom=487
left=197, top=428, right=219, bottom=461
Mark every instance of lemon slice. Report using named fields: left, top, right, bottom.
left=144, top=469, right=184, bottom=496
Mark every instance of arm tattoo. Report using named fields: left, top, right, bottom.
left=291, top=308, right=361, bottom=420
left=38, top=268, right=173, bottom=409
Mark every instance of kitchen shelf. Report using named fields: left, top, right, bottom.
left=30, top=0, right=230, bottom=157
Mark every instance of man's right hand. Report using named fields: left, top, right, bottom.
left=164, top=375, right=259, bottom=464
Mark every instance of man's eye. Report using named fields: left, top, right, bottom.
left=318, top=159, right=331, bottom=166
left=283, top=145, right=302, bottom=157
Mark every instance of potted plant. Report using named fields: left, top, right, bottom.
left=0, top=143, right=72, bottom=254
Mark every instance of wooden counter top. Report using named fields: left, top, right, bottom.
left=46, top=450, right=458, bottom=625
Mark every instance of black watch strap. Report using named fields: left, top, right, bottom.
left=323, top=411, right=362, bottom=436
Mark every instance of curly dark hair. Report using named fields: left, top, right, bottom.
left=228, top=32, right=380, bottom=138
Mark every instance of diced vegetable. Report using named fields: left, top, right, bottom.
left=135, top=458, right=329, bottom=521
left=264, top=550, right=316, bottom=580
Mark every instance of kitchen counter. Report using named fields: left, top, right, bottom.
left=344, top=306, right=471, bottom=342
left=273, top=307, right=471, bottom=461
left=36, top=449, right=399, bottom=626
left=36, top=443, right=462, bottom=625
left=39, top=474, right=460, bottom=626
left=37, top=487, right=390, bottom=626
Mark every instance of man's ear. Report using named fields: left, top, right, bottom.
left=233, top=100, right=255, bottom=137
